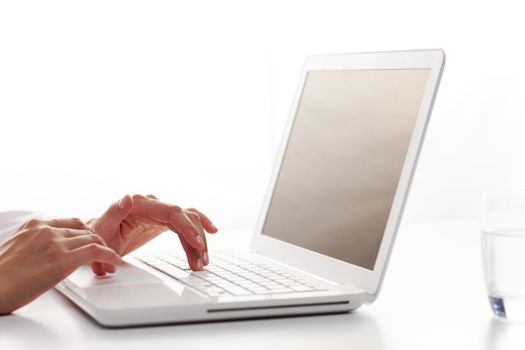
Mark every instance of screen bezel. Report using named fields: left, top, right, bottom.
left=251, top=50, right=445, bottom=302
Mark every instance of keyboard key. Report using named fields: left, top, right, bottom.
left=224, top=286, right=253, bottom=296
left=143, top=262, right=192, bottom=279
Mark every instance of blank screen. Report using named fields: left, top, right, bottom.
left=261, top=69, right=430, bottom=270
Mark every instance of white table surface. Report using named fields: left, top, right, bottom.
left=2, top=219, right=525, bottom=350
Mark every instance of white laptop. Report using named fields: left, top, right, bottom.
left=56, top=49, right=445, bottom=327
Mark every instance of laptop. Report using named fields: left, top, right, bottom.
left=56, top=49, right=445, bottom=327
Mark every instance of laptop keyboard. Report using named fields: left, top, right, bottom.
left=136, top=252, right=329, bottom=298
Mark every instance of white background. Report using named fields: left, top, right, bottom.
left=2, top=0, right=525, bottom=234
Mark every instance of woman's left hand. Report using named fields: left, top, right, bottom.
left=89, top=194, right=218, bottom=275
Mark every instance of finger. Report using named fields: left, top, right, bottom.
left=139, top=199, right=204, bottom=251
left=186, top=212, right=208, bottom=265
left=90, top=262, right=106, bottom=276
left=171, top=210, right=205, bottom=251
left=90, top=262, right=117, bottom=276
left=97, top=262, right=117, bottom=275
left=186, top=208, right=218, bottom=233
left=95, top=194, right=133, bottom=236
left=63, top=233, right=105, bottom=250
left=104, top=264, right=117, bottom=273
left=53, top=228, right=94, bottom=239
left=41, top=218, right=93, bottom=231
left=68, top=244, right=122, bottom=267
left=49, top=228, right=110, bottom=276
left=146, top=194, right=159, bottom=200
left=177, top=233, right=203, bottom=271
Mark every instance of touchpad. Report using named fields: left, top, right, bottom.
left=63, top=263, right=194, bottom=310
left=66, top=263, right=162, bottom=289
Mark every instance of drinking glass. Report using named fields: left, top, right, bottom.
left=482, top=190, right=525, bottom=320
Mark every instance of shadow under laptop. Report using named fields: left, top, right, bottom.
left=79, top=310, right=386, bottom=350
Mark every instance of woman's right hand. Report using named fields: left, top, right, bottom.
left=0, top=217, right=122, bottom=315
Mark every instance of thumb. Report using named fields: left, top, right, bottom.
left=96, top=194, right=133, bottom=236
left=90, top=195, right=133, bottom=276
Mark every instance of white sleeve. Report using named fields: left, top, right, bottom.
left=0, top=211, right=39, bottom=242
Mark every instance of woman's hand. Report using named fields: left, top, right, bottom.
left=0, top=218, right=122, bottom=315
left=89, top=194, right=218, bottom=275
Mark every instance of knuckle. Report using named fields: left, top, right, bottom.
left=88, top=243, right=101, bottom=255
left=25, top=218, right=41, bottom=228
left=132, top=194, right=146, bottom=200
left=90, top=234, right=104, bottom=244
left=38, top=226, right=54, bottom=238
left=71, top=217, right=84, bottom=226
left=186, top=211, right=199, bottom=220
left=169, top=205, right=182, bottom=213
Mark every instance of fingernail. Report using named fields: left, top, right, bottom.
left=196, top=258, right=203, bottom=271
left=118, top=196, right=126, bottom=209
left=203, top=252, right=209, bottom=265
left=196, top=235, right=205, bottom=248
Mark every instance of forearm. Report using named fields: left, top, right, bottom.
left=0, top=274, right=15, bottom=315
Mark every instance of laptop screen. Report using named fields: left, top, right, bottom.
left=261, top=68, right=430, bottom=270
